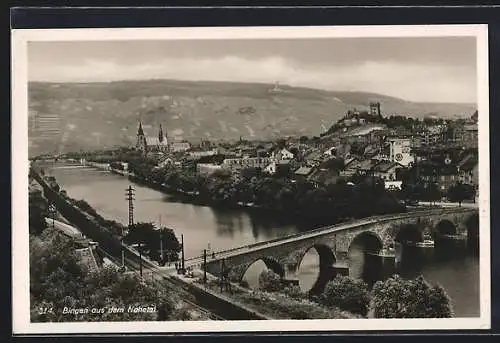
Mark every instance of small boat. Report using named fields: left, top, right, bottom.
left=415, top=235, right=435, bottom=248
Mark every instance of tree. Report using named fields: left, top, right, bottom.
left=424, top=181, right=441, bottom=204
left=29, top=191, right=49, bottom=235
left=258, top=270, right=282, bottom=292
left=371, top=275, right=453, bottom=318
left=125, top=222, right=181, bottom=263
left=240, top=167, right=262, bottom=180
left=447, top=182, right=470, bottom=206
left=321, top=275, right=370, bottom=316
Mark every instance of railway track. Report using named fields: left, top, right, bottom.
left=97, top=247, right=226, bottom=321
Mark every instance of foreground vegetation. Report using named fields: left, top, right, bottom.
left=30, top=230, right=185, bottom=322
left=209, top=270, right=454, bottom=319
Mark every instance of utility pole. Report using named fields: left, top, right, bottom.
left=159, top=215, right=164, bottom=265
left=180, top=234, right=185, bottom=274
left=220, top=259, right=224, bottom=292
left=125, top=185, right=139, bottom=276
left=203, top=249, right=207, bottom=284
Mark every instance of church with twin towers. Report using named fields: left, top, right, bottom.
left=135, top=121, right=170, bottom=154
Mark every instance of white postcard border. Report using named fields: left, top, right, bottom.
left=11, top=24, right=491, bottom=334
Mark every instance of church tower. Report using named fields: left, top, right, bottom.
left=135, top=121, right=147, bottom=154
left=158, top=124, right=164, bottom=143
left=157, top=123, right=170, bottom=152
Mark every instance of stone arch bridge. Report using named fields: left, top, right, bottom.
left=186, top=207, right=478, bottom=293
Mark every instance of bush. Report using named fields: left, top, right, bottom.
left=239, top=280, right=250, bottom=288
left=30, top=230, right=179, bottom=322
left=321, top=275, right=370, bottom=316
left=258, top=270, right=282, bottom=292
left=283, top=285, right=305, bottom=300
left=371, top=275, right=454, bottom=318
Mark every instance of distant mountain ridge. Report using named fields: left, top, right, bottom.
left=28, top=79, right=476, bottom=156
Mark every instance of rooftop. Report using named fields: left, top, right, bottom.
left=294, top=166, right=314, bottom=176
left=373, top=161, right=402, bottom=173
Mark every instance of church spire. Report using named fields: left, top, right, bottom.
left=158, top=124, right=164, bottom=143
left=137, top=121, right=144, bottom=136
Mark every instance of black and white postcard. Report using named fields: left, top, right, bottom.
left=11, top=24, right=491, bottom=333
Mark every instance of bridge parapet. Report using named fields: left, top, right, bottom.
left=204, top=206, right=478, bottom=289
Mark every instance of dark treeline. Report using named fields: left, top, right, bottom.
left=125, top=222, right=181, bottom=265
left=126, top=159, right=406, bottom=226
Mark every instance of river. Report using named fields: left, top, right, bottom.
left=47, top=165, right=480, bottom=318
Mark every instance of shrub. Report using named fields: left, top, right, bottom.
left=283, top=285, right=305, bottom=300
left=258, top=270, right=282, bottom=292
left=239, top=280, right=250, bottom=288
left=371, top=275, right=454, bottom=318
left=321, top=275, right=370, bottom=316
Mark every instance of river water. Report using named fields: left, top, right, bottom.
left=47, top=165, right=480, bottom=317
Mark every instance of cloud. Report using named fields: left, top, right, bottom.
left=29, top=55, right=476, bottom=103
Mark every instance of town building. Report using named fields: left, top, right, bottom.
left=272, top=148, right=294, bottom=161
left=323, top=146, right=337, bottom=157
left=369, top=102, right=382, bottom=117
left=197, top=163, right=223, bottom=176
left=264, top=161, right=277, bottom=175
left=222, top=156, right=272, bottom=171
left=343, top=158, right=380, bottom=176
left=446, top=122, right=478, bottom=147
left=308, top=168, right=341, bottom=186
left=189, top=148, right=219, bottom=158
left=388, top=137, right=415, bottom=167
left=456, top=153, right=479, bottom=186
left=294, top=166, right=314, bottom=180
left=171, top=141, right=192, bottom=153
left=135, top=122, right=170, bottom=154
left=135, top=122, right=148, bottom=154
left=413, top=150, right=477, bottom=193
left=372, top=161, right=404, bottom=181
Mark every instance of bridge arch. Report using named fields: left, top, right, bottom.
left=436, top=219, right=457, bottom=236
left=347, top=231, right=384, bottom=281
left=296, top=244, right=336, bottom=294
left=297, top=244, right=336, bottom=272
left=395, top=224, right=424, bottom=244
left=241, top=256, right=285, bottom=286
left=348, top=231, right=384, bottom=255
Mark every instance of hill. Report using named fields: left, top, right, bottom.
left=27, top=79, right=476, bottom=156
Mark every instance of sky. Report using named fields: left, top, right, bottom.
left=28, top=37, right=477, bottom=103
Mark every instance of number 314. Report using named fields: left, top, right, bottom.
left=38, top=307, right=53, bottom=315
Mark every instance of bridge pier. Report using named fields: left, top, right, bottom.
left=332, top=261, right=349, bottom=276
left=333, top=251, right=349, bottom=277
left=282, top=262, right=300, bottom=286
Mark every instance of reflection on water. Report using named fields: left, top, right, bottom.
left=295, top=243, right=479, bottom=317
left=297, top=249, right=320, bottom=291
left=48, top=166, right=479, bottom=317
left=242, top=260, right=267, bottom=288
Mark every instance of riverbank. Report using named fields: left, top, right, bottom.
left=118, top=166, right=408, bottom=228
